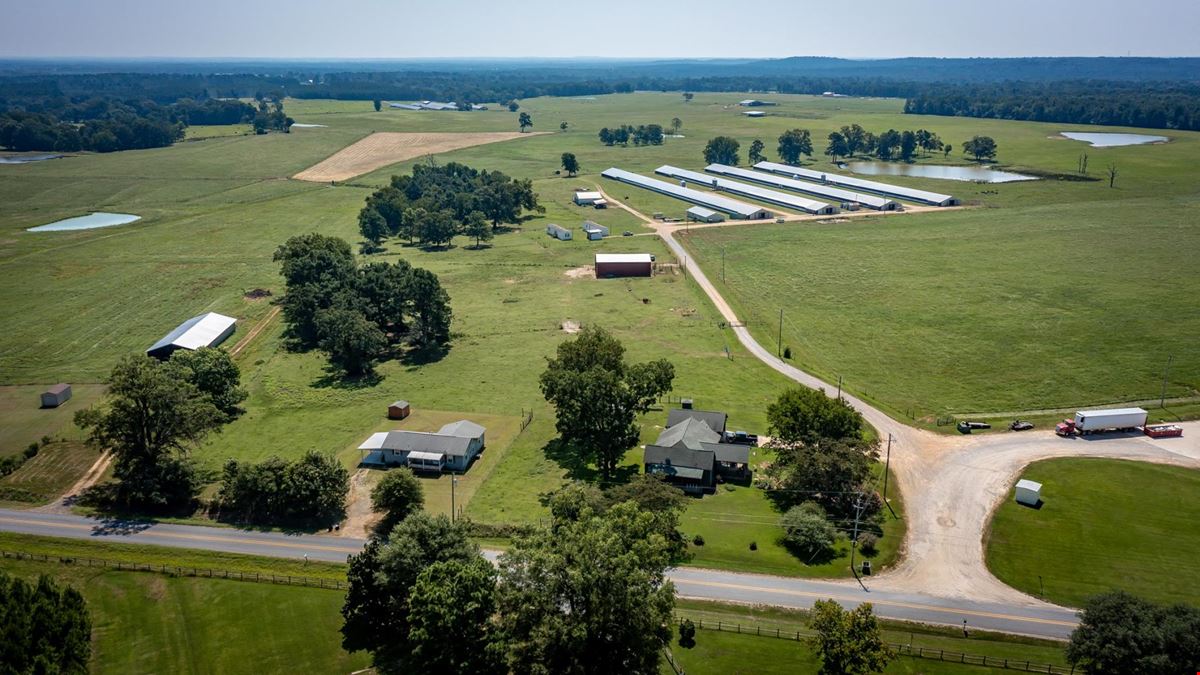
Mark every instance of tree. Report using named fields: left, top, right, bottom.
left=341, top=513, right=481, bottom=673
left=1107, top=162, right=1118, bottom=188
left=703, top=136, right=740, bottom=166
left=518, top=112, right=532, bottom=132
left=373, top=99, right=382, bottom=112
left=840, top=124, right=867, bottom=157
left=273, top=233, right=357, bottom=346
left=543, top=475, right=689, bottom=563
left=168, top=347, right=247, bottom=421
left=281, top=450, right=349, bottom=525
left=810, top=600, right=893, bottom=675
left=560, top=152, right=580, bottom=177
left=1067, top=591, right=1200, bottom=674
left=408, top=267, right=453, bottom=347
left=372, top=468, right=425, bottom=535
left=613, top=126, right=630, bottom=146
left=406, top=558, right=503, bottom=675
left=559, top=120, right=568, bottom=132
left=539, top=327, right=674, bottom=478
left=765, top=435, right=880, bottom=518
left=494, top=500, right=675, bottom=675
left=358, top=206, right=389, bottom=250
left=899, top=130, right=918, bottom=161
left=780, top=503, right=837, bottom=558
left=598, top=127, right=614, bottom=145
left=768, top=387, right=863, bottom=443
left=682, top=92, right=694, bottom=103
left=777, top=129, right=813, bottom=164
left=507, top=100, right=520, bottom=112
left=416, top=208, right=459, bottom=248
left=875, top=129, right=902, bottom=160
left=749, top=139, right=766, bottom=164
left=461, top=210, right=493, bottom=249
left=75, top=356, right=219, bottom=510
left=0, top=572, right=91, bottom=674
left=962, top=135, right=998, bottom=161
left=670, top=117, right=682, bottom=135
left=315, top=307, right=387, bottom=376
left=825, top=132, right=849, bottom=161
left=943, top=143, right=953, bottom=157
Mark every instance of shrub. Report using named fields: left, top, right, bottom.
left=783, top=346, right=792, bottom=359
left=780, top=505, right=836, bottom=558
left=679, top=619, right=697, bottom=648
left=857, top=533, right=879, bottom=556
left=749, top=541, right=758, bottom=551
left=692, top=534, right=705, bottom=546
left=24, top=443, right=40, bottom=459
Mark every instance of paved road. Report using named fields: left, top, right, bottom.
left=0, top=508, right=1078, bottom=638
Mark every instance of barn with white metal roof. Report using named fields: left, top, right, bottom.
left=595, top=253, right=653, bottom=278
left=705, top=164, right=898, bottom=211
left=654, top=166, right=837, bottom=215
left=601, top=168, right=773, bottom=220
left=754, top=161, right=958, bottom=206
left=686, top=206, right=724, bottom=223
left=147, top=312, right=237, bottom=360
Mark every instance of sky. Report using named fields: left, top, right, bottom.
left=2, top=0, right=1198, bottom=59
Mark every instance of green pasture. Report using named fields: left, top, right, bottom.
left=0, top=441, right=101, bottom=506
left=985, top=458, right=1200, bottom=608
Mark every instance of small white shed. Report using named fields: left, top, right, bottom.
left=1015, top=479, right=1042, bottom=506
left=573, top=191, right=603, bottom=206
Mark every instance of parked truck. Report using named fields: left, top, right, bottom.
left=1056, top=407, right=1147, bottom=436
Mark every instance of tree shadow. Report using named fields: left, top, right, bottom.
left=311, top=367, right=384, bottom=390
left=780, top=537, right=840, bottom=566
left=542, top=438, right=639, bottom=484
left=399, top=342, right=450, bottom=368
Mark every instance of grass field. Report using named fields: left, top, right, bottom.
left=0, top=441, right=101, bottom=505
left=0, top=556, right=365, bottom=674
left=3, top=90, right=1195, bottom=578
left=183, top=124, right=252, bottom=140
left=985, top=458, right=1200, bottom=607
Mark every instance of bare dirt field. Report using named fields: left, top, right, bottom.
left=293, top=132, right=546, bottom=182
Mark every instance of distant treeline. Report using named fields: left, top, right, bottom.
left=0, top=96, right=291, bottom=152
left=906, top=81, right=1200, bottom=132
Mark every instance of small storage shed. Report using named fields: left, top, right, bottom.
left=41, top=383, right=72, bottom=408
left=1015, top=479, right=1042, bottom=506
left=573, top=191, right=603, bottom=206
left=687, top=206, right=725, bottom=223
left=388, top=400, right=411, bottom=420
left=595, top=253, right=653, bottom=278
left=547, top=223, right=572, bottom=240
left=581, top=220, right=609, bottom=240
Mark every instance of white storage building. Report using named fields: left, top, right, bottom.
left=655, top=165, right=837, bottom=215
left=573, top=191, right=604, bottom=206
left=754, top=161, right=958, bottom=206
left=705, top=164, right=899, bottom=211
left=147, top=312, right=237, bottom=360
left=1015, top=479, right=1042, bottom=507
left=687, top=206, right=725, bottom=223
left=581, top=220, right=609, bottom=240
left=547, top=223, right=572, bottom=240
left=601, top=168, right=773, bottom=220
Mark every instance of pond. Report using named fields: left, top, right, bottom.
left=846, top=162, right=1036, bottom=183
left=27, top=212, right=141, bottom=232
left=1060, top=132, right=1168, bottom=148
left=0, top=154, right=63, bottom=164
left=290, top=123, right=327, bottom=128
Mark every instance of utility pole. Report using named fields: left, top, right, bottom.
left=836, top=375, right=843, bottom=401
left=450, top=473, right=458, bottom=522
left=1160, top=354, right=1174, bottom=408
left=777, top=308, right=783, bottom=356
left=849, top=494, right=867, bottom=590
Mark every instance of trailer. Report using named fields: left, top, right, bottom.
left=1056, top=407, right=1147, bottom=436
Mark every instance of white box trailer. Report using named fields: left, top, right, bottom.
left=1070, top=407, right=1147, bottom=434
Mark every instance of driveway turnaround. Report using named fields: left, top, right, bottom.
left=0, top=507, right=1079, bottom=639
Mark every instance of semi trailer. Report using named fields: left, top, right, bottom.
left=1056, top=407, right=1147, bottom=436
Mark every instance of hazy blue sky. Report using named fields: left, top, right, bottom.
left=3, top=0, right=1197, bottom=59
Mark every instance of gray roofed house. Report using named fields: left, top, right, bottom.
left=359, top=419, right=486, bottom=472
left=655, top=417, right=721, bottom=450
left=644, top=445, right=715, bottom=493
left=667, top=409, right=728, bottom=436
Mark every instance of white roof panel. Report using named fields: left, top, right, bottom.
left=687, top=206, right=719, bottom=217
left=601, top=168, right=772, bottom=219
left=147, top=312, right=236, bottom=354
left=596, top=253, right=653, bottom=264
left=1077, top=407, right=1148, bottom=417
left=754, top=161, right=956, bottom=206
left=408, top=451, right=445, bottom=462
left=358, top=432, right=390, bottom=450
left=1016, top=479, right=1042, bottom=491
left=706, top=164, right=897, bottom=210
left=655, top=165, right=833, bottom=214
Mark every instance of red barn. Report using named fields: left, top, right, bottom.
left=595, top=253, right=652, bottom=278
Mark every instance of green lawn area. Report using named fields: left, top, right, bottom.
left=0, top=384, right=106, bottom=457
left=0, top=556, right=365, bottom=675
left=0, top=440, right=101, bottom=506
left=985, top=458, right=1200, bottom=607
left=183, top=124, right=252, bottom=140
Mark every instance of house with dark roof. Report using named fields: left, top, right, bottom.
left=643, top=409, right=752, bottom=492
left=358, top=420, right=486, bottom=473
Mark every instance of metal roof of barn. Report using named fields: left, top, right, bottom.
left=601, top=168, right=773, bottom=219
left=754, top=161, right=956, bottom=206
left=655, top=165, right=833, bottom=214
left=705, top=164, right=897, bottom=210
left=147, top=312, right=236, bottom=355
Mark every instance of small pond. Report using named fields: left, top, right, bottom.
left=27, top=212, right=141, bottom=232
left=1060, top=132, right=1168, bottom=148
left=290, top=123, right=327, bottom=128
left=846, top=162, right=1036, bottom=183
left=0, top=154, right=63, bottom=164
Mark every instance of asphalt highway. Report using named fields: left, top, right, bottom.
left=0, top=508, right=1078, bottom=639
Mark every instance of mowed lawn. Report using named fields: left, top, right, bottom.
left=985, top=458, right=1200, bottom=607
left=0, top=441, right=101, bottom=506
left=0, top=384, right=106, bottom=457
left=0, top=558, right=366, bottom=675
